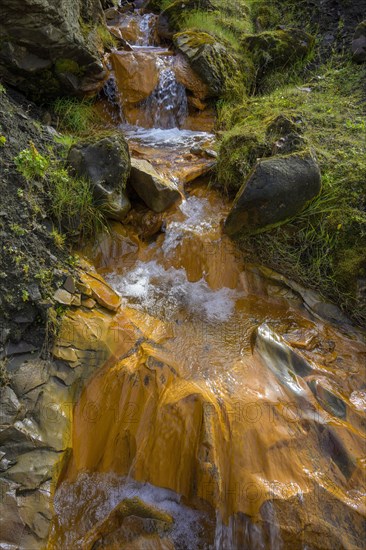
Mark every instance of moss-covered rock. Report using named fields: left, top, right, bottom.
left=217, top=129, right=270, bottom=195
left=0, top=0, right=108, bottom=100
left=173, top=31, right=238, bottom=97
left=242, top=28, right=314, bottom=75
left=67, top=133, right=131, bottom=222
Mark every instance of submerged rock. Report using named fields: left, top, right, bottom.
left=0, top=0, right=107, bottom=100
left=67, top=133, right=131, bottom=222
left=224, top=151, right=321, bottom=235
left=352, top=21, right=366, bottom=62
left=130, top=158, right=180, bottom=213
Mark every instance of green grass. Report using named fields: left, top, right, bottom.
left=53, top=97, right=98, bottom=134
left=49, top=168, right=107, bottom=240
left=216, top=56, right=366, bottom=323
left=182, top=11, right=241, bottom=49
left=14, top=144, right=107, bottom=242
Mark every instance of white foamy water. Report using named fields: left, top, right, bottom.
left=122, top=124, right=214, bottom=148
left=55, top=473, right=211, bottom=549
left=143, top=55, right=188, bottom=129
left=163, top=196, right=222, bottom=255
left=106, top=260, right=238, bottom=323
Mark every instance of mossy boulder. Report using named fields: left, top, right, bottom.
left=217, top=129, right=270, bottom=195
left=352, top=21, right=366, bottom=63
left=0, top=0, right=107, bottom=100
left=173, top=31, right=237, bottom=97
left=67, top=133, right=131, bottom=221
left=224, top=151, right=321, bottom=235
left=242, top=28, right=314, bottom=76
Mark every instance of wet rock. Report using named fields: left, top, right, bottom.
left=80, top=497, right=174, bottom=549
left=255, top=323, right=314, bottom=392
left=81, top=297, right=97, bottom=309
left=110, top=51, right=160, bottom=104
left=0, top=0, right=106, bottom=100
left=10, top=360, right=49, bottom=398
left=0, top=420, right=45, bottom=459
left=0, top=386, right=23, bottom=425
left=67, top=133, right=131, bottom=222
left=352, top=21, right=366, bottom=62
left=308, top=379, right=347, bottom=419
left=17, top=482, right=52, bottom=540
left=79, top=272, right=121, bottom=312
left=63, top=275, right=76, bottom=294
left=173, top=53, right=209, bottom=101
left=0, top=478, right=42, bottom=549
left=4, top=449, right=60, bottom=490
left=173, top=31, right=237, bottom=98
left=224, top=151, right=321, bottom=235
left=54, top=288, right=81, bottom=307
left=130, top=158, right=181, bottom=213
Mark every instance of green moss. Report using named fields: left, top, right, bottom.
left=242, top=29, right=315, bottom=74
left=53, top=97, right=99, bottom=135
left=54, top=59, right=81, bottom=75
left=217, top=129, right=269, bottom=195
left=96, top=24, right=117, bottom=49
left=174, top=30, right=215, bottom=48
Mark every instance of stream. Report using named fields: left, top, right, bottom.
left=48, top=8, right=366, bottom=550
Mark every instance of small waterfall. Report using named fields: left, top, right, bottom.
left=136, top=13, right=156, bottom=46
left=100, top=74, right=125, bottom=123
left=144, top=57, right=188, bottom=129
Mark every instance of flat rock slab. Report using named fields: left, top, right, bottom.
left=79, top=272, right=121, bottom=312
left=130, top=158, right=181, bottom=213
left=224, top=151, right=321, bottom=235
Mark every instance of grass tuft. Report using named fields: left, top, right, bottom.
left=53, top=98, right=99, bottom=134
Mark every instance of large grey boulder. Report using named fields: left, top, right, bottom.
left=67, top=133, right=131, bottom=221
left=224, top=151, right=321, bottom=235
left=173, top=31, right=237, bottom=98
left=352, top=21, right=366, bottom=63
left=0, top=0, right=107, bottom=100
left=130, top=158, right=180, bottom=213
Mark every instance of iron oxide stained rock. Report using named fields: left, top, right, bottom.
left=130, top=158, right=181, bottom=213
left=79, top=272, right=121, bottom=312
left=224, top=151, right=321, bottom=235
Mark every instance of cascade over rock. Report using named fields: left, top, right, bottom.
left=1, top=3, right=365, bottom=549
